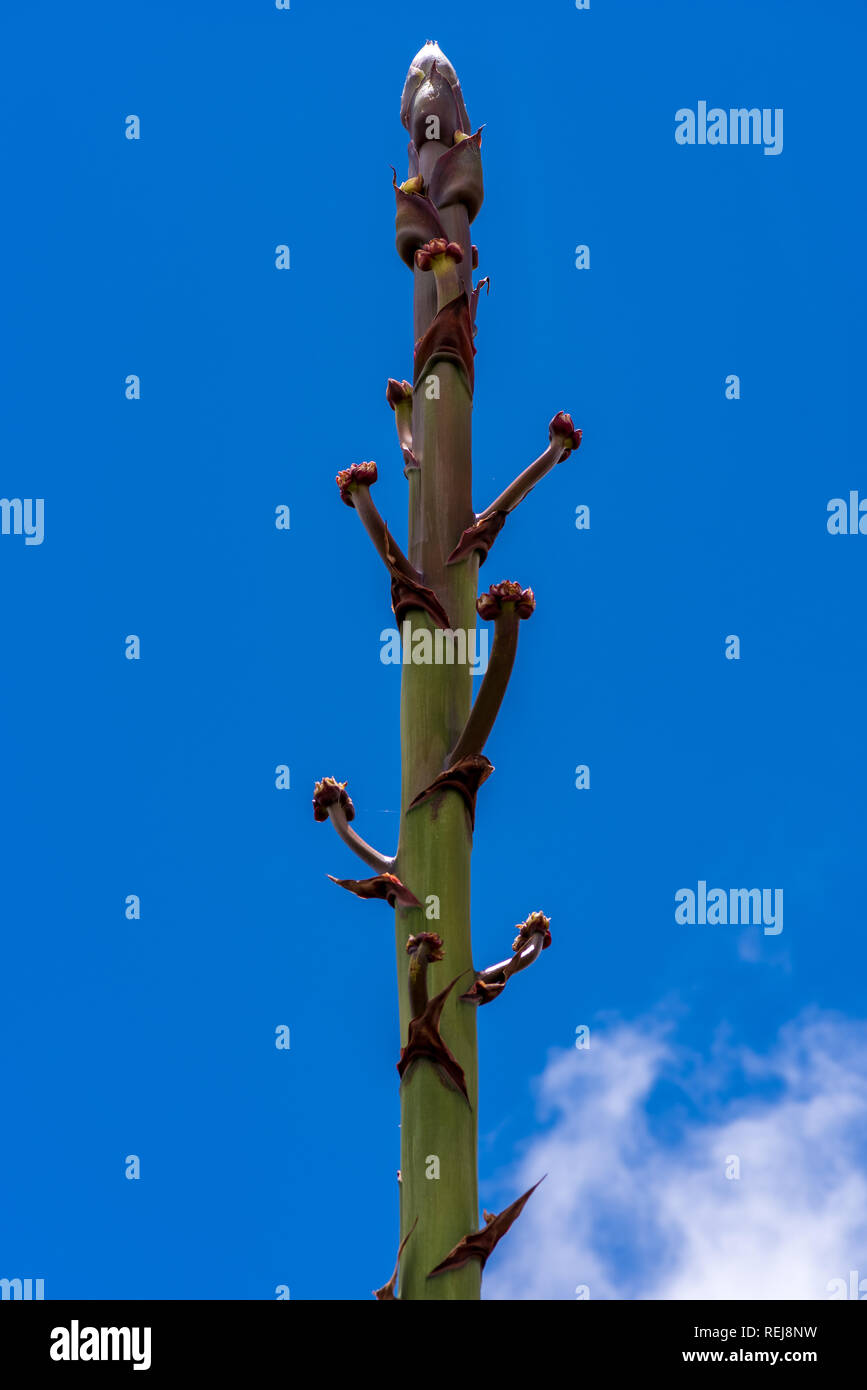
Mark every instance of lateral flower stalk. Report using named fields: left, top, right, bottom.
left=447, top=414, right=582, bottom=566
left=406, top=931, right=445, bottom=1016
left=415, top=237, right=464, bottom=312
left=386, top=378, right=418, bottom=473
left=312, top=777, right=394, bottom=875
left=448, top=584, right=535, bottom=765
left=461, top=912, right=552, bottom=1006
left=335, top=463, right=452, bottom=628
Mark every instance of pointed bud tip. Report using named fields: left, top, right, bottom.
left=386, top=378, right=413, bottom=409
left=401, top=41, right=470, bottom=135
left=409, top=40, right=455, bottom=76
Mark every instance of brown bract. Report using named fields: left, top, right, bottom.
left=428, top=127, right=484, bottom=221
left=413, top=291, right=476, bottom=392
left=426, top=1178, right=545, bottom=1278
left=476, top=581, right=536, bottom=621
left=408, top=753, right=494, bottom=830
left=389, top=568, right=453, bottom=631
left=393, top=168, right=448, bottom=269
left=397, top=976, right=469, bottom=1100
left=373, top=1217, right=419, bottom=1301
left=446, top=510, right=507, bottom=567
left=327, top=873, right=421, bottom=909
left=336, top=461, right=378, bottom=507
left=312, top=777, right=355, bottom=823
left=460, top=975, right=507, bottom=1006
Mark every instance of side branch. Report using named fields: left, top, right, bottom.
left=415, top=237, right=464, bottom=312
left=461, top=912, right=552, bottom=1006
left=479, top=439, right=566, bottom=519
left=447, top=413, right=582, bottom=566
left=406, top=931, right=444, bottom=1017
left=313, top=778, right=395, bottom=874
left=386, top=378, right=418, bottom=474
left=447, top=584, right=535, bottom=767
left=336, top=462, right=414, bottom=574
left=336, top=462, right=453, bottom=629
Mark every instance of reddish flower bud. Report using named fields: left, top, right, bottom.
left=386, top=378, right=413, bottom=410
left=549, top=411, right=583, bottom=456
left=335, top=460, right=378, bottom=507
left=406, top=932, right=445, bottom=961
left=312, top=777, right=355, bottom=823
left=476, top=581, right=536, bottom=621
left=512, top=911, right=552, bottom=953
left=415, top=237, right=464, bottom=271
left=471, top=244, right=479, bottom=269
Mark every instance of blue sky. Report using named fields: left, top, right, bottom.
left=1, top=0, right=865, bottom=1299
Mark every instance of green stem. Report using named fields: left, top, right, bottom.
left=395, top=359, right=480, bottom=1297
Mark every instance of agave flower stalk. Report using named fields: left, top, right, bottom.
left=313, top=41, right=584, bottom=1300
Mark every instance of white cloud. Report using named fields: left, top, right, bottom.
left=482, top=1010, right=867, bottom=1300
